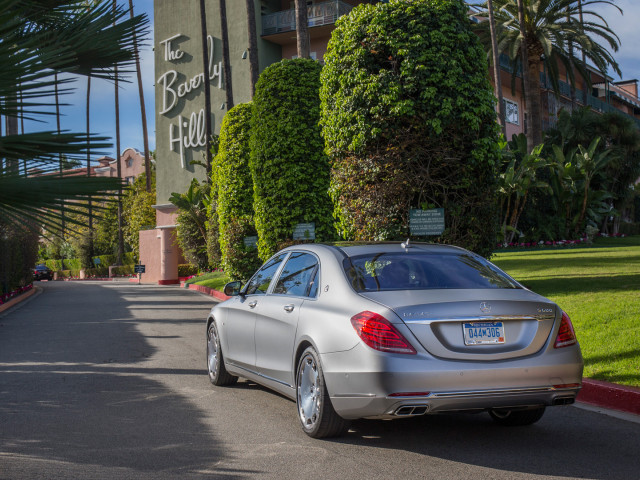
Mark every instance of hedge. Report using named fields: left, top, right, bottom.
left=178, top=264, right=198, bottom=277
left=250, top=58, right=334, bottom=260
left=320, top=0, right=500, bottom=257
left=214, top=102, right=261, bottom=280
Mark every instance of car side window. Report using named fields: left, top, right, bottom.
left=244, top=254, right=286, bottom=295
left=273, top=252, right=319, bottom=298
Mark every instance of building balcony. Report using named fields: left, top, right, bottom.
left=262, top=0, right=354, bottom=37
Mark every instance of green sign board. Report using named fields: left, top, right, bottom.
left=243, top=236, right=258, bottom=249
left=293, top=222, right=315, bottom=240
left=409, top=208, right=445, bottom=236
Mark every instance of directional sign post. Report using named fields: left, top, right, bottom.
left=134, top=264, right=146, bottom=284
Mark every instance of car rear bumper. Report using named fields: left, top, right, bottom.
left=321, top=344, right=583, bottom=420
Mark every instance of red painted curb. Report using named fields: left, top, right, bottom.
left=577, top=379, right=640, bottom=415
left=187, top=283, right=230, bottom=301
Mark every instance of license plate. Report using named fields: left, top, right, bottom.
left=463, top=321, right=505, bottom=345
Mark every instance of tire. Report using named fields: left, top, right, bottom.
left=206, top=321, right=237, bottom=386
left=296, top=347, right=350, bottom=438
left=489, top=406, right=546, bottom=426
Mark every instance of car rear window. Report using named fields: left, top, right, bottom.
left=343, top=252, right=520, bottom=291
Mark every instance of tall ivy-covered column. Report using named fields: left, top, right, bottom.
left=250, top=59, right=334, bottom=260
left=320, top=0, right=501, bottom=257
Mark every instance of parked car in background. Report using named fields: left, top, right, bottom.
left=206, top=242, right=583, bottom=438
left=33, top=264, right=53, bottom=281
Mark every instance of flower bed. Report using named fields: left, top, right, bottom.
left=0, top=284, right=33, bottom=305
left=497, top=233, right=626, bottom=249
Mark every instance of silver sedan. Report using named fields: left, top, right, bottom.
left=206, top=242, right=583, bottom=438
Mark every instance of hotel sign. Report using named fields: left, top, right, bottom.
left=157, top=33, right=223, bottom=168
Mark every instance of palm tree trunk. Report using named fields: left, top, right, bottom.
left=219, top=0, right=234, bottom=110
left=199, top=0, right=213, bottom=174
left=516, top=0, right=535, bottom=151
left=86, top=75, right=94, bottom=260
left=128, top=0, right=152, bottom=193
left=578, top=0, right=588, bottom=105
left=487, top=0, right=506, bottom=137
left=114, top=0, right=124, bottom=265
left=295, top=0, right=309, bottom=58
left=245, top=0, right=259, bottom=98
left=567, top=8, right=576, bottom=108
left=54, top=72, right=66, bottom=237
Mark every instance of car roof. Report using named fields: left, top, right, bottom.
left=282, top=242, right=470, bottom=258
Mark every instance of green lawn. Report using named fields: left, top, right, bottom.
left=186, top=271, right=230, bottom=291
left=492, top=236, right=640, bottom=387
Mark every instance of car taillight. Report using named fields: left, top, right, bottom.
left=554, top=311, right=577, bottom=348
left=350, top=311, right=416, bottom=355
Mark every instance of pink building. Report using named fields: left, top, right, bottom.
left=93, top=148, right=147, bottom=184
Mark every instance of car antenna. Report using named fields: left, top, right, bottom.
left=401, top=238, right=411, bottom=251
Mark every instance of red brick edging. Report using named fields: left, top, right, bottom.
left=577, top=379, right=640, bottom=416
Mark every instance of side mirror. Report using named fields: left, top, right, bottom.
left=223, top=281, right=243, bottom=297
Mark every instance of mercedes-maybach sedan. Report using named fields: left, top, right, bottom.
left=206, top=242, right=582, bottom=438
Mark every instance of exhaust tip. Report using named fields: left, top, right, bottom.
left=552, top=397, right=575, bottom=406
left=394, top=405, right=429, bottom=416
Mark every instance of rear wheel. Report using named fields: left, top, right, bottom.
left=206, top=321, right=237, bottom=386
left=489, top=406, right=545, bottom=426
left=296, top=347, right=350, bottom=438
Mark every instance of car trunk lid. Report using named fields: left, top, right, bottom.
left=358, top=289, right=557, bottom=361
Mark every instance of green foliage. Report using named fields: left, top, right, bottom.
left=214, top=103, right=261, bottom=280
left=122, top=170, right=156, bottom=260
left=0, top=222, right=39, bottom=294
left=171, top=179, right=209, bottom=269
left=250, top=58, right=334, bottom=260
left=178, top=264, right=198, bottom=277
left=0, top=1, right=148, bottom=233
left=320, top=0, right=500, bottom=256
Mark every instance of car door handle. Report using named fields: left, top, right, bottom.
left=248, top=301, right=257, bottom=309
left=284, top=304, right=295, bottom=313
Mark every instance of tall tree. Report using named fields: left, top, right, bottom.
left=475, top=0, right=621, bottom=150
left=128, top=0, right=151, bottom=193
left=295, top=0, right=309, bottom=58
left=219, top=0, right=234, bottom=110
left=487, top=0, right=506, bottom=137
left=245, top=0, right=259, bottom=98
left=199, top=0, right=213, bottom=173
left=114, top=0, right=124, bottom=265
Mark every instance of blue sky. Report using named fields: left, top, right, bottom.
left=24, top=0, right=639, bottom=164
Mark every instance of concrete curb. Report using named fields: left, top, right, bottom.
left=577, top=379, right=640, bottom=416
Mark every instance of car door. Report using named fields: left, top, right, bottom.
left=254, top=252, right=319, bottom=388
left=223, top=253, right=287, bottom=371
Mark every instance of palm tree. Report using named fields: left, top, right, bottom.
left=475, top=0, right=621, bottom=150
left=114, top=0, right=124, bottom=265
left=219, top=0, right=234, bottom=110
left=295, top=0, right=310, bottom=58
left=199, top=0, right=213, bottom=173
left=128, top=0, right=151, bottom=193
left=245, top=0, right=259, bottom=98
left=0, top=0, right=149, bottom=232
left=487, top=0, right=506, bottom=136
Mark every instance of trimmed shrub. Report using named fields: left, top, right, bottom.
left=109, top=265, right=135, bottom=276
left=320, top=0, right=500, bottom=256
left=178, top=264, right=198, bottom=277
left=250, top=58, right=334, bottom=260
left=215, top=103, right=261, bottom=280
left=0, top=222, right=38, bottom=293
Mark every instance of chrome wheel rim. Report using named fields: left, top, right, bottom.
left=207, top=324, right=218, bottom=378
left=297, top=353, right=321, bottom=429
